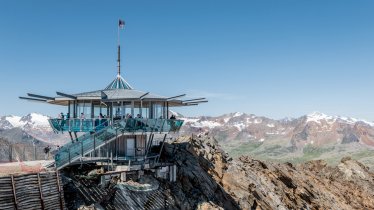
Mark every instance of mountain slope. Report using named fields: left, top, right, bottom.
left=162, top=135, right=374, bottom=210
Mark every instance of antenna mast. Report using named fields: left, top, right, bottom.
left=118, top=19, right=125, bottom=76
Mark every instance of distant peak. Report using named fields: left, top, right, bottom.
left=307, top=111, right=327, bottom=117
left=306, top=112, right=336, bottom=123
left=233, top=112, right=244, bottom=117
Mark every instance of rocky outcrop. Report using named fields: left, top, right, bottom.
left=162, top=135, right=239, bottom=210
left=163, top=134, right=374, bottom=210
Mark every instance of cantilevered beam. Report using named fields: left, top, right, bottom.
left=19, top=97, right=47, bottom=102
left=166, top=94, right=186, bottom=101
left=184, top=103, right=198, bottom=106
left=183, top=100, right=208, bottom=104
left=56, top=91, right=77, bottom=99
left=27, top=93, right=54, bottom=100
left=182, top=98, right=206, bottom=103
left=139, top=92, right=150, bottom=100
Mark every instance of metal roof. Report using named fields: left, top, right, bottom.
left=21, top=73, right=207, bottom=107
left=105, top=74, right=133, bottom=90
left=71, top=89, right=167, bottom=100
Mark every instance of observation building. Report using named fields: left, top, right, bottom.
left=19, top=21, right=207, bottom=176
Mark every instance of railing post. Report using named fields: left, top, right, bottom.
left=160, top=119, right=166, bottom=134
left=152, top=119, right=157, bottom=132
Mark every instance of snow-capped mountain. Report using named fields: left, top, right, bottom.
left=0, top=113, right=50, bottom=130
left=0, top=113, right=68, bottom=145
left=179, top=111, right=374, bottom=149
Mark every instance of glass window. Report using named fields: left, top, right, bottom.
left=77, top=102, right=91, bottom=118
left=140, top=101, right=149, bottom=118
left=123, top=102, right=132, bottom=117
left=152, top=102, right=163, bottom=119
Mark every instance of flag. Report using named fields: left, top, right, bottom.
left=119, top=19, right=125, bottom=29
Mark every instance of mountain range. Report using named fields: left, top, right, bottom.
left=178, top=111, right=374, bottom=168
left=179, top=111, right=374, bottom=147
left=1, top=112, right=373, bottom=168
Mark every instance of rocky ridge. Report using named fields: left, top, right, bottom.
left=163, top=134, right=374, bottom=210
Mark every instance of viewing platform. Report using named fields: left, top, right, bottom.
left=48, top=118, right=184, bottom=133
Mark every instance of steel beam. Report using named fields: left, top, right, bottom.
left=56, top=91, right=77, bottom=99
left=27, top=93, right=54, bottom=100
left=166, top=94, right=186, bottom=101
left=19, top=96, right=47, bottom=102
left=182, top=97, right=206, bottom=102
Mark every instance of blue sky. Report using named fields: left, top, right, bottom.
left=1, top=0, right=374, bottom=120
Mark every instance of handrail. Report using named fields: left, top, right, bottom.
left=53, top=118, right=184, bottom=169
left=49, top=118, right=184, bottom=134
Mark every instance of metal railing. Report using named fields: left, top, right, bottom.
left=48, top=118, right=184, bottom=133
left=48, top=118, right=110, bottom=133
left=53, top=118, right=184, bottom=169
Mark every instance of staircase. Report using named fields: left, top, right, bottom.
left=51, top=118, right=184, bottom=170
left=54, top=125, right=117, bottom=169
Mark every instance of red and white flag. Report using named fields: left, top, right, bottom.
left=119, top=19, right=125, bottom=29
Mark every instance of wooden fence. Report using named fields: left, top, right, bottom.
left=0, top=171, right=65, bottom=210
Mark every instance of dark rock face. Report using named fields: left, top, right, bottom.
left=163, top=135, right=374, bottom=210
left=342, top=133, right=360, bottom=144
left=162, top=135, right=239, bottom=210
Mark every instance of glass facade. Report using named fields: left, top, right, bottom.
left=63, top=99, right=169, bottom=121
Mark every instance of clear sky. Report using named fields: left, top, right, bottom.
left=1, top=0, right=374, bottom=120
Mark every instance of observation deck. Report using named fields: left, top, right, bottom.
left=48, top=118, right=184, bottom=133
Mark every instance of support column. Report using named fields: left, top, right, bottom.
left=121, top=172, right=126, bottom=182
left=149, top=102, right=153, bottom=119
left=91, top=101, right=94, bottom=118
left=131, top=101, right=134, bottom=117
left=73, top=101, right=77, bottom=118
left=68, top=101, right=71, bottom=117
left=140, top=100, right=143, bottom=116
left=156, top=134, right=167, bottom=163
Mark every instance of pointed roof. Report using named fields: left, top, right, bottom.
left=105, top=74, right=133, bottom=90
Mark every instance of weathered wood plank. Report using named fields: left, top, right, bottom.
left=10, top=175, right=18, bottom=210
left=0, top=172, right=65, bottom=210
